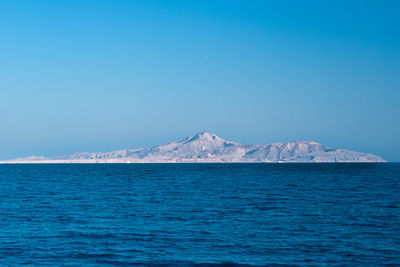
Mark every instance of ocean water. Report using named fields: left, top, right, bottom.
left=0, top=163, right=399, bottom=266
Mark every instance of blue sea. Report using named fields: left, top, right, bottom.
left=0, top=163, right=399, bottom=266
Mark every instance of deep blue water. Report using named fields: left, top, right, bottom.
left=0, top=163, right=399, bottom=266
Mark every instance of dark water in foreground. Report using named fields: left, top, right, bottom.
left=0, top=163, right=399, bottom=266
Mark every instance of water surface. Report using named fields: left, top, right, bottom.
left=0, top=163, right=399, bottom=266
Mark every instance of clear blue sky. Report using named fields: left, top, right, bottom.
left=0, top=0, right=399, bottom=161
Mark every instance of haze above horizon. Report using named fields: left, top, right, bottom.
left=1, top=0, right=399, bottom=161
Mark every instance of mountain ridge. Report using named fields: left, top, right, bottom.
left=0, top=132, right=386, bottom=163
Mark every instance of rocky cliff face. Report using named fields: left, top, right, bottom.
left=3, top=132, right=386, bottom=163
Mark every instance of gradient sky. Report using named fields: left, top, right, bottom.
left=0, top=0, right=399, bottom=161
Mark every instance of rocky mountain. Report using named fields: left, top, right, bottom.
left=1, top=132, right=385, bottom=163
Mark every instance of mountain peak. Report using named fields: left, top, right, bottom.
left=188, top=132, right=221, bottom=142
left=195, top=131, right=217, bottom=138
